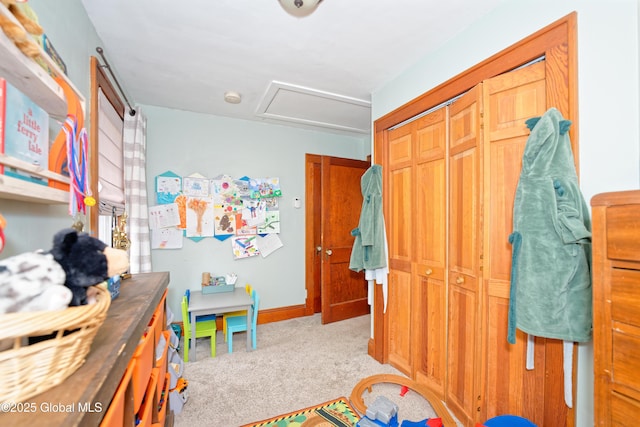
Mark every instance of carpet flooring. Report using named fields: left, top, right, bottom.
left=173, top=314, right=462, bottom=427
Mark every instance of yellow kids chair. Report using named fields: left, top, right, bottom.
left=181, top=295, right=216, bottom=362
left=222, top=284, right=253, bottom=341
left=225, top=289, right=259, bottom=354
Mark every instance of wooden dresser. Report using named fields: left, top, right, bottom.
left=0, top=272, right=171, bottom=427
left=592, top=190, right=640, bottom=425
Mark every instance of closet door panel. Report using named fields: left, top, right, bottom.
left=449, top=148, right=479, bottom=277
left=415, top=109, right=447, bottom=273
left=416, top=158, right=446, bottom=271
left=483, top=61, right=567, bottom=426
left=416, top=108, right=447, bottom=161
left=447, top=283, right=479, bottom=421
left=485, top=138, right=526, bottom=280
left=386, top=124, right=414, bottom=375
left=389, top=126, right=413, bottom=168
left=447, top=85, right=483, bottom=426
left=413, top=274, right=446, bottom=394
left=387, top=268, right=412, bottom=375
left=388, top=165, right=413, bottom=264
left=486, top=287, right=528, bottom=417
left=413, top=108, right=447, bottom=395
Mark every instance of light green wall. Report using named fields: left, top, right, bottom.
left=372, top=1, right=640, bottom=425
left=143, top=105, right=368, bottom=324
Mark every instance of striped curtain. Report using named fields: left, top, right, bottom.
left=123, top=108, right=152, bottom=273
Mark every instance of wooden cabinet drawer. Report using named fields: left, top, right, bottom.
left=607, top=205, right=640, bottom=262
left=611, top=268, right=640, bottom=326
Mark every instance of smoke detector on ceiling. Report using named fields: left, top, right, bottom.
left=224, top=91, right=242, bottom=104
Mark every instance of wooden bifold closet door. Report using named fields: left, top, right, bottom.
left=447, top=82, right=483, bottom=424
left=381, top=57, right=571, bottom=427
left=386, top=105, right=448, bottom=395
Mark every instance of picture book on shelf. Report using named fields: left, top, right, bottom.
left=0, top=78, right=49, bottom=185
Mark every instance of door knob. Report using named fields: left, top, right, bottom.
left=316, top=246, right=322, bottom=253
left=325, top=249, right=333, bottom=256
left=425, top=268, right=433, bottom=275
left=456, top=276, right=465, bottom=284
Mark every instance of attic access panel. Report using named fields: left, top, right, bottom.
left=256, top=81, right=371, bottom=134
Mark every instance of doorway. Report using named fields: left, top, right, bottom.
left=305, top=154, right=371, bottom=324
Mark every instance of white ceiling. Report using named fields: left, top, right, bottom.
left=80, top=0, right=504, bottom=135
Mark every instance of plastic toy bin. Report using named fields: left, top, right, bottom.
left=99, top=363, right=132, bottom=427
left=155, top=330, right=170, bottom=399
left=202, top=284, right=234, bottom=294
left=136, top=368, right=159, bottom=427
left=152, top=373, right=170, bottom=427
left=131, top=326, right=155, bottom=413
left=148, top=290, right=167, bottom=347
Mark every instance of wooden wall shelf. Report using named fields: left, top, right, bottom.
left=0, top=3, right=84, bottom=205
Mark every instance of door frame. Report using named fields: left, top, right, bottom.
left=371, top=12, right=577, bottom=364
left=304, top=153, right=371, bottom=320
left=304, top=153, right=322, bottom=315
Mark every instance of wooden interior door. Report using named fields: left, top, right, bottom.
left=447, top=84, right=483, bottom=425
left=385, top=123, right=414, bottom=375
left=412, top=108, right=448, bottom=396
left=482, top=60, right=569, bottom=426
left=319, top=156, right=370, bottom=324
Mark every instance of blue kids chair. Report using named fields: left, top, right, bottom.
left=222, top=284, right=253, bottom=341
left=225, top=289, right=259, bottom=353
left=185, top=289, right=216, bottom=322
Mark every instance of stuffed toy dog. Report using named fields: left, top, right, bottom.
left=50, top=228, right=129, bottom=306
left=0, top=228, right=129, bottom=313
left=0, top=0, right=43, bottom=58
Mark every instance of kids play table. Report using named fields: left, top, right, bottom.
left=188, top=287, right=253, bottom=360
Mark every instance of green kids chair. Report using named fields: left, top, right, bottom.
left=181, top=295, right=216, bottom=362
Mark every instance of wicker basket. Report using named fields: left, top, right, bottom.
left=0, top=284, right=111, bottom=404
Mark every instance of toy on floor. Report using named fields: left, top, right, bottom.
left=357, top=396, right=399, bottom=427
left=0, top=0, right=43, bottom=58
left=399, top=419, right=443, bottom=427
left=351, top=374, right=457, bottom=426
left=400, top=420, right=428, bottom=427
left=356, top=395, right=444, bottom=427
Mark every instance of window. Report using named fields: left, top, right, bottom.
left=90, top=56, right=125, bottom=245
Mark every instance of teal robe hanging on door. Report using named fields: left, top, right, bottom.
left=349, top=164, right=386, bottom=272
left=508, top=108, right=592, bottom=344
